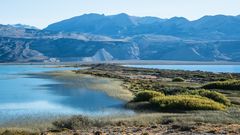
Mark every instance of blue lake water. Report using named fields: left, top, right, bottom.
left=0, top=65, right=133, bottom=124
left=125, top=65, right=240, bottom=73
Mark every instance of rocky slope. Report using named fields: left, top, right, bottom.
left=1, top=14, right=240, bottom=62
left=1, top=35, right=240, bottom=62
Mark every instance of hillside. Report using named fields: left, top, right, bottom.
left=46, top=13, right=240, bottom=40
left=1, top=14, right=240, bottom=62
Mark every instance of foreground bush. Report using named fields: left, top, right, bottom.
left=1, top=130, right=38, bottom=135
left=172, top=77, right=185, bottom=82
left=185, top=89, right=231, bottom=106
left=133, top=90, right=165, bottom=102
left=53, top=115, right=92, bottom=130
left=202, top=80, right=240, bottom=90
left=150, top=95, right=226, bottom=111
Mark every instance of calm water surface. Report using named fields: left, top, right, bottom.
left=0, top=65, right=133, bottom=124
left=125, top=65, right=240, bottom=73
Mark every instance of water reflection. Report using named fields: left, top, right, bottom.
left=40, top=83, right=124, bottom=110
left=0, top=65, right=134, bottom=124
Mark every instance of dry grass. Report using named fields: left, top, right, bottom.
left=2, top=108, right=240, bottom=134
left=107, top=107, right=240, bottom=125
left=157, top=81, right=201, bottom=88
left=0, top=128, right=38, bottom=135
left=50, top=106, right=240, bottom=130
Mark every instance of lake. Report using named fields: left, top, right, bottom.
left=125, top=65, right=240, bottom=73
left=0, top=65, right=133, bottom=125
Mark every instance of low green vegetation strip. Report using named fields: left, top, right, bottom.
left=203, top=80, right=240, bottom=90
left=132, top=89, right=229, bottom=111
left=150, top=95, right=226, bottom=111
left=184, top=89, right=231, bottom=106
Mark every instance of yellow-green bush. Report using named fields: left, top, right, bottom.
left=150, top=95, right=226, bottom=111
left=202, top=80, right=240, bottom=90
left=172, top=77, right=185, bottom=82
left=185, top=89, right=231, bottom=106
left=133, top=90, right=165, bottom=102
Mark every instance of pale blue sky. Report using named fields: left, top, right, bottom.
left=1, top=0, right=240, bottom=29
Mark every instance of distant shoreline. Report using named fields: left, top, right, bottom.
left=1, top=60, right=240, bottom=65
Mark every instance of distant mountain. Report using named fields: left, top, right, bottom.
left=0, top=24, right=39, bottom=38
left=1, top=13, right=240, bottom=62
left=0, top=24, right=54, bottom=38
left=1, top=34, right=240, bottom=62
left=0, top=37, right=138, bottom=62
left=45, top=13, right=240, bottom=39
left=11, top=24, right=39, bottom=30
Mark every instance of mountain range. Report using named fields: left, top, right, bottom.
left=46, top=13, right=240, bottom=40
left=1, top=13, right=240, bottom=62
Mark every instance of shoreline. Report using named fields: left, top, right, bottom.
left=0, top=69, right=134, bottom=131
left=39, top=70, right=134, bottom=102
left=1, top=60, right=240, bottom=65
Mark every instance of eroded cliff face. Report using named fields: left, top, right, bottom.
left=0, top=38, right=46, bottom=62
left=0, top=37, right=140, bottom=62
left=1, top=35, right=240, bottom=62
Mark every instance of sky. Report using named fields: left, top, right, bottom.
left=0, top=0, right=240, bottom=29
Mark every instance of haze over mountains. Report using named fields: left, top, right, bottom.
left=1, top=13, right=240, bottom=62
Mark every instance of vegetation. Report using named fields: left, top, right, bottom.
left=62, top=64, right=240, bottom=133
left=127, top=79, right=199, bottom=96
left=76, top=64, right=240, bottom=83
left=172, top=77, right=185, bottom=82
left=133, top=90, right=165, bottom=102
left=53, top=115, right=93, bottom=130
left=76, top=64, right=237, bottom=111
left=150, top=95, right=226, bottom=111
left=185, top=89, right=231, bottom=106
left=132, top=89, right=229, bottom=111
left=0, top=130, right=38, bottom=135
left=203, top=80, right=240, bottom=90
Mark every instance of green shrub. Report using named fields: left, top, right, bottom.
left=185, top=89, right=231, bottom=106
left=133, top=90, right=165, bottom=102
left=217, top=78, right=229, bottom=81
left=53, top=115, right=92, bottom=130
left=150, top=95, right=226, bottom=111
left=172, top=77, right=185, bottom=82
left=202, top=80, right=240, bottom=90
